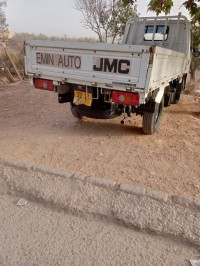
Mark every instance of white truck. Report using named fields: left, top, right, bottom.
left=25, top=14, right=194, bottom=134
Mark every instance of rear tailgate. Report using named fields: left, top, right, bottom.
left=25, top=40, right=150, bottom=91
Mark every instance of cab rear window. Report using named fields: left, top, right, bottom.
left=144, top=25, right=169, bottom=41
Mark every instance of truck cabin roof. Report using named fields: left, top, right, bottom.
left=122, top=15, right=191, bottom=54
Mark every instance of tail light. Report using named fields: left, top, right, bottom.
left=34, top=79, right=54, bottom=91
left=112, top=91, right=139, bottom=106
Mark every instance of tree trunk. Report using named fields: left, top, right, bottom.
left=111, top=34, right=117, bottom=43
left=190, top=59, right=196, bottom=81
left=97, top=32, right=103, bottom=43
left=105, top=30, right=108, bottom=43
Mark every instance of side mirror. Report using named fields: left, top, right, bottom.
left=192, top=45, right=200, bottom=57
left=198, top=44, right=200, bottom=55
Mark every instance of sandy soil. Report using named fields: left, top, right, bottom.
left=0, top=77, right=199, bottom=199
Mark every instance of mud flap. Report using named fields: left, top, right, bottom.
left=155, top=86, right=165, bottom=104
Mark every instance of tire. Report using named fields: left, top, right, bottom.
left=142, top=97, right=164, bottom=134
left=174, top=77, right=186, bottom=104
left=174, top=84, right=183, bottom=104
left=70, top=103, right=81, bottom=119
left=164, top=93, right=170, bottom=107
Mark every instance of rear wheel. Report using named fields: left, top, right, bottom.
left=173, top=76, right=186, bottom=104
left=142, top=97, right=164, bottom=134
left=70, top=103, right=81, bottom=119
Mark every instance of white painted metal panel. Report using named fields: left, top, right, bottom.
left=149, top=46, right=187, bottom=90
left=25, top=41, right=150, bottom=91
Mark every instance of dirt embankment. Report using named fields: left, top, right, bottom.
left=0, top=77, right=200, bottom=199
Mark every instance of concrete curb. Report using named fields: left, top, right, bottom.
left=1, top=157, right=199, bottom=211
left=1, top=157, right=200, bottom=246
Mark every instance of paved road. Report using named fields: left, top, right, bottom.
left=0, top=194, right=198, bottom=266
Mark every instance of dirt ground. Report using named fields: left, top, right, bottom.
left=0, top=76, right=199, bottom=199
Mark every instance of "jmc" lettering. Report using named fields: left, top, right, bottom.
left=93, top=58, right=130, bottom=75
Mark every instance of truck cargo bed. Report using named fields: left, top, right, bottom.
left=25, top=41, right=151, bottom=91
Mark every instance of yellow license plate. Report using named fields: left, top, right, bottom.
left=73, top=90, right=92, bottom=106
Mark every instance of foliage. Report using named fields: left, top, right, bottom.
left=110, top=1, right=137, bottom=43
left=192, top=24, right=200, bottom=48
left=10, top=32, right=97, bottom=51
left=182, top=0, right=200, bottom=25
left=0, top=0, right=8, bottom=40
left=148, top=0, right=174, bottom=15
left=191, top=24, right=200, bottom=77
left=74, top=0, right=138, bottom=43
left=0, top=49, right=24, bottom=73
left=122, top=0, right=200, bottom=25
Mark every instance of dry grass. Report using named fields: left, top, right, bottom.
left=185, top=80, right=196, bottom=94
left=0, top=49, right=24, bottom=75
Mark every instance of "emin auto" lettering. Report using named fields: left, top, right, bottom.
left=36, top=53, right=81, bottom=69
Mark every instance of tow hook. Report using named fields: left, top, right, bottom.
left=121, top=113, right=132, bottom=125
left=121, top=117, right=132, bottom=124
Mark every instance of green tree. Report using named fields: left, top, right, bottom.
left=75, top=0, right=138, bottom=43
left=110, top=1, right=137, bottom=43
left=147, top=0, right=200, bottom=24
left=190, top=23, right=200, bottom=80
left=0, top=0, right=8, bottom=40
left=122, top=0, right=200, bottom=24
